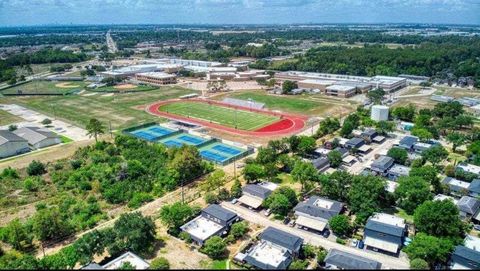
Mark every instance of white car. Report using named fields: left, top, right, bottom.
left=350, top=239, right=358, bottom=247
left=263, top=209, right=271, bottom=216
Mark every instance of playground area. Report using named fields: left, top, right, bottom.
left=124, top=123, right=252, bottom=165
left=146, top=98, right=308, bottom=137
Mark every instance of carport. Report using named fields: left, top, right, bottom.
left=295, top=216, right=327, bottom=232
left=238, top=194, right=263, bottom=209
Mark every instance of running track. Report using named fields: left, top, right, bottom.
left=146, top=98, right=308, bottom=137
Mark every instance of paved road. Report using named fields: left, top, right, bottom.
left=221, top=202, right=410, bottom=270
left=349, top=135, right=400, bottom=175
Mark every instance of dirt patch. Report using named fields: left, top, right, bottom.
left=114, top=84, right=138, bottom=90
left=55, top=82, right=80, bottom=88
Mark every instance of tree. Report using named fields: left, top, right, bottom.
left=329, top=215, right=352, bottom=237
left=340, top=121, right=354, bottom=138
left=202, top=236, right=226, bottom=259
left=320, top=171, right=352, bottom=202
left=327, top=150, right=343, bottom=168
left=86, top=118, right=105, bottom=142
left=446, top=132, right=466, bottom=152
left=392, top=104, right=416, bottom=121
left=409, top=165, right=441, bottom=192
left=403, top=233, right=454, bottom=267
left=348, top=175, right=386, bottom=223
left=150, top=257, right=170, bottom=270
left=282, top=80, right=298, bottom=94
left=291, top=160, right=318, bottom=193
left=387, top=147, right=408, bottom=165
left=0, top=219, right=33, bottom=251
left=296, top=136, right=316, bottom=157
left=33, top=207, right=73, bottom=242
left=110, top=212, right=156, bottom=255
left=243, top=163, right=265, bottom=183
left=316, top=117, right=340, bottom=137
left=201, top=169, right=226, bottom=193
left=26, top=160, right=46, bottom=176
left=367, top=88, right=385, bottom=104
left=375, top=121, right=394, bottom=135
left=413, top=200, right=465, bottom=240
left=8, top=124, right=17, bottom=131
left=230, top=221, right=248, bottom=239
left=410, top=259, right=429, bottom=270
left=422, top=145, right=448, bottom=166
left=230, top=178, right=242, bottom=198
left=168, top=145, right=207, bottom=185
left=411, top=127, right=433, bottom=141
left=41, top=118, right=52, bottom=125
left=288, top=260, right=309, bottom=270
left=264, top=187, right=298, bottom=216
left=394, top=176, right=432, bottom=214
left=159, top=202, right=196, bottom=231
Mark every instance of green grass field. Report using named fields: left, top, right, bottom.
left=2, top=80, right=86, bottom=95
left=231, top=92, right=326, bottom=114
left=93, top=84, right=158, bottom=92
left=0, top=86, right=199, bottom=130
left=0, top=109, right=22, bottom=126
left=159, top=101, right=280, bottom=130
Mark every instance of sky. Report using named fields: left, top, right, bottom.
left=0, top=0, right=479, bottom=26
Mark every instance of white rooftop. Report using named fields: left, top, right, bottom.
left=385, top=181, right=398, bottom=193
left=313, top=198, right=335, bottom=209
left=258, top=181, right=278, bottom=191
left=180, top=215, right=223, bottom=241
left=458, top=163, right=480, bottom=175
left=371, top=75, right=406, bottom=85
left=446, top=177, right=472, bottom=189
left=247, top=240, right=288, bottom=269
left=136, top=72, right=176, bottom=79
left=434, top=194, right=458, bottom=204
left=370, top=213, right=406, bottom=228
left=299, top=79, right=336, bottom=85
left=388, top=164, right=411, bottom=176
left=464, top=235, right=480, bottom=252
left=326, top=84, right=356, bottom=92
left=102, top=252, right=150, bottom=270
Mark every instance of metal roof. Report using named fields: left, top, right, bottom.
left=325, top=249, right=381, bottom=270
left=371, top=155, right=394, bottom=170
left=203, top=204, right=237, bottom=222
left=13, top=127, right=59, bottom=145
left=0, top=130, right=27, bottom=146
left=452, top=246, right=480, bottom=265
left=260, top=227, right=303, bottom=252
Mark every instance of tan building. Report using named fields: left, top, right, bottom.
left=325, top=85, right=357, bottom=98
left=297, top=79, right=336, bottom=92
left=135, top=72, right=177, bottom=85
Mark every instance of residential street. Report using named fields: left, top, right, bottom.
left=221, top=202, right=410, bottom=270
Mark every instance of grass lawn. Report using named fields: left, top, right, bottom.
left=94, top=84, right=158, bottom=92
left=211, top=260, right=228, bottom=270
left=0, top=86, right=199, bottom=130
left=2, top=80, right=87, bottom=95
left=158, top=101, right=280, bottom=131
left=0, top=109, right=22, bottom=126
left=59, top=134, right=74, bottom=143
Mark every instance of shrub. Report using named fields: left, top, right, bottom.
left=204, top=192, right=218, bottom=204
left=150, top=257, right=170, bottom=270
left=23, top=176, right=45, bottom=192
left=335, top=238, right=346, bottom=245
left=70, top=160, right=82, bottom=169
left=127, top=192, right=153, bottom=208
left=201, top=236, right=226, bottom=259
left=41, top=118, right=52, bottom=125
left=27, top=160, right=46, bottom=176
left=179, top=232, right=192, bottom=243
left=410, top=258, right=429, bottom=270
left=288, top=259, right=308, bottom=270
left=230, top=221, right=248, bottom=239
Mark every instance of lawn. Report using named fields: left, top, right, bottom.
left=93, top=84, right=158, bottom=92
left=0, top=86, right=199, bottom=130
left=2, top=80, right=87, bottom=95
left=211, top=260, right=228, bottom=270
left=158, top=101, right=280, bottom=131
left=0, top=109, right=22, bottom=126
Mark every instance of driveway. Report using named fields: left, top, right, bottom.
left=220, top=202, right=410, bottom=270
left=349, top=136, right=400, bottom=175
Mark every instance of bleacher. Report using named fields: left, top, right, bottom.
left=222, top=98, right=265, bottom=110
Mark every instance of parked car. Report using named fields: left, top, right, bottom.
left=350, top=239, right=358, bottom=247
left=264, top=209, right=271, bottom=216
left=322, top=229, right=330, bottom=238
left=283, top=217, right=291, bottom=225
left=358, top=240, right=364, bottom=249
left=231, top=198, right=238, bottom=204
left=474, top=224, right=480, bottom=231
left=288, top=220, right=295, bottom=227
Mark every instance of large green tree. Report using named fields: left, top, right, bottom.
left=329, top=215, right=352, bottom=237
left=394, top=176, right=432, bottom=214
left=86, top=118, right=105, bottom=142
left=387, top=147, right=408, bottom=165
left=403, top=233, right=454, bottom=267
left=320, top=171, right=352, bottom=202
left=348, top=175, right=386, bottom=223
left=413, top=200, right=465, bottom=240
left=291, top=160, right=318, bottom=193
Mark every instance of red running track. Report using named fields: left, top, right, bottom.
left=146, top=98, right=308, bottom=137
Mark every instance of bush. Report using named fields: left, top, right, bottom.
left=179, top=232, right=192, bottom=243
left=204, top=192, right=218, bottom=204
left=8, top=124, right=17, bottom=131
left=201, top=236, right=226, bottom=259
left=27, top=160, right=46, bottom=176
left=150, top=257, right=170, bottom=270
left=335, top=238, right=346, bottom=245
left=41, top=118, right=52, bottom=125
left=302, top=244, right=317, bottom=259
left=288, top=259, right=308, bottom=270
left=217, top=188, right=230, bottom=201
left=316, top=249, right=328, bottom=264
left=70, top=160, right=82, bottom=169
left=23, top=176, right=45, bottom=192
left=127, top=192, right=153, bottom=208
left=410, top=258, right=429, bottom=270
left=230, top=221, right=248, bottom=239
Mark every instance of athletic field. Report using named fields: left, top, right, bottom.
left=158, top=101, right=280, bottom=131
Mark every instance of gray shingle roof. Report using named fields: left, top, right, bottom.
left=325, top=249, right=381, bottom=269
left=203, top=204, right=237, bottom=222
left=469, top=179, right=480, bottom=194
left=452, top=246, right=480, bottom=267
left=312, top=157, right=329, bottom=170
left=260, top=227, right=303, bottom=252
left=371, top=155, right=394, bottom=170
left=13, top=127, right=59, bottom=145
left=346, top=137, right=364, bottom=148
left=362, top=129, right=377, bottom=138
left=457, top=196, right=480, bottom=215
left=0, top=130, right=27, bottom=146
left=365, top=219, right=405, bottom=238
left=243, top=184, right=272, bottom=199
left=294, top=196, right=343, bottom=220
left=399, top=136, right=418, bottom=148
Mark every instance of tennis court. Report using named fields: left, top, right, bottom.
left=130, top=125, right=176, bottom=141
left=158, top=132, right=209, bottom=147
left=198, top=142, right=247, bottom=164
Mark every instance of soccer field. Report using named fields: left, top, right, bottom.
left=158, top=101, right=280, bottom=131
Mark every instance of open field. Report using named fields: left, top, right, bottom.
left=93, top=84, right=158, bottom=92
left=0, top=86, right=198, bottom=130
left=2, top=80, right=87, bottom=95
left=158, top=101, right=280, bottom=131
left=0, top=109, right=22, bottom=125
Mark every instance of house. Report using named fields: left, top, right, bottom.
left=240, top=227, right=303, bottom=270
left=370, top=156, right=395, bottom=174
left=442, top=177, right=471, bottom=197
left=238, top=183, right=275, bottom=209
left=456, top=196, right=480, bottom=220
left=469, top=179, right=480, bottom=197
left=345, top=137, right=365, bottom=149
left=293, top=196, right=343, bottom=233
left=363, top=213, right=407, bottom=255
left=334, top=147, right=349, bottom=158
left=450, top=235, right=480, bottom=269
left=13, top=127, right=61, bottom=149
left=324, top=249, right=382, bottom=270
left=0, top=130, right=30, bottom=159
left=314, top=147, right=330, bottom=156
left=413, top=142, right=433, bottom=154
left=361, top=129, right=378, bottom=142
left=180, top=204, right=239, bottom=245
left=387, top=164, right=411, bottom=181
left=311, top=157, right=330, bottom=172
left=397, top=136, right=418, bottom=151
left=342, top=155, right=357, bottom=166
left=81, top=251, right=150, bottom=270
left=456, top=163, right=480, bottom=177
left=433, top=194, right=458, bottom=204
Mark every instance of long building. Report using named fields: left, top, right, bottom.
left=135, top=72, right=177, bottom=85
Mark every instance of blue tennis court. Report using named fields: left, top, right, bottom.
left=158, top=132, right=208, bottom=147
left=130, top=125, right=176, bottom=141
left=200, top=150, right=228, bottom=163
left=212, top=144, right=242, bottom=155
left=132, top=130, right=158, bottom=141
left=148, top=126, right=175, bottom=136
left=179, top=135, right=205, bottom=145
left=163, top=140, right=184, bottom=147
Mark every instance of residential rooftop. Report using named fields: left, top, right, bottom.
left=180, top=215, right=223, bottom=241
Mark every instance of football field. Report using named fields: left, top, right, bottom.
left=158, top=101, right=280, bottom=131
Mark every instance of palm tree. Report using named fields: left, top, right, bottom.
left=86, top=118, right=105, bottom=142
